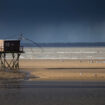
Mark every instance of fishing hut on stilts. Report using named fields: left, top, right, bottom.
left=0, top=40, right=24, bottom=71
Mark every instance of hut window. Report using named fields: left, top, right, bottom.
left=5, top=43, right=10, bottom=47
left=11, top=43, right=14, bottom=46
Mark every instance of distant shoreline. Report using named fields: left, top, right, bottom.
left=21, top=42, right=105, bottom=47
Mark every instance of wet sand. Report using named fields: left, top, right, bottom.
left=0, top=81, right=105, bottom=105
left=0, top=71, right=26, bottom=80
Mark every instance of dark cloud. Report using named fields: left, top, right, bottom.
left=0, top=0, right=105, bottom=42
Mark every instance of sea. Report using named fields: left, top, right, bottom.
left=21, top=42, right=105, bottom=47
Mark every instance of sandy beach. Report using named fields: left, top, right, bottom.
left=0, top=59, right=105, bottom=80
left=19, top=59, right=105, bottom=81
left=20, top=59, right=105, bottom=69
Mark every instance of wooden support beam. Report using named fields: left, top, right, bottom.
left=0, top=52, right=21, bottom=71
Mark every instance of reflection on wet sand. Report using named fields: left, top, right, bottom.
left=0, top=81, right=105, bottom=105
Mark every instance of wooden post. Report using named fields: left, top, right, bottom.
left=0, top=52, right=22, bottom=71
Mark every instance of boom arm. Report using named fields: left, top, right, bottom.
left=18, top=34, right=42, bottom=48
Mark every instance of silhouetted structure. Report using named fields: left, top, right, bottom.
left=0, top=40, right=23, bottom=71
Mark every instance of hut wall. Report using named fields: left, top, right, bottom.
left=0, top=40, right=4, bottom=51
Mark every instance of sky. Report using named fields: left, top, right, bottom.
left=0, top=0, right=105, bottom=43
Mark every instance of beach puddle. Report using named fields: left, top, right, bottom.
left=0, top=69, right=39, bottom=81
